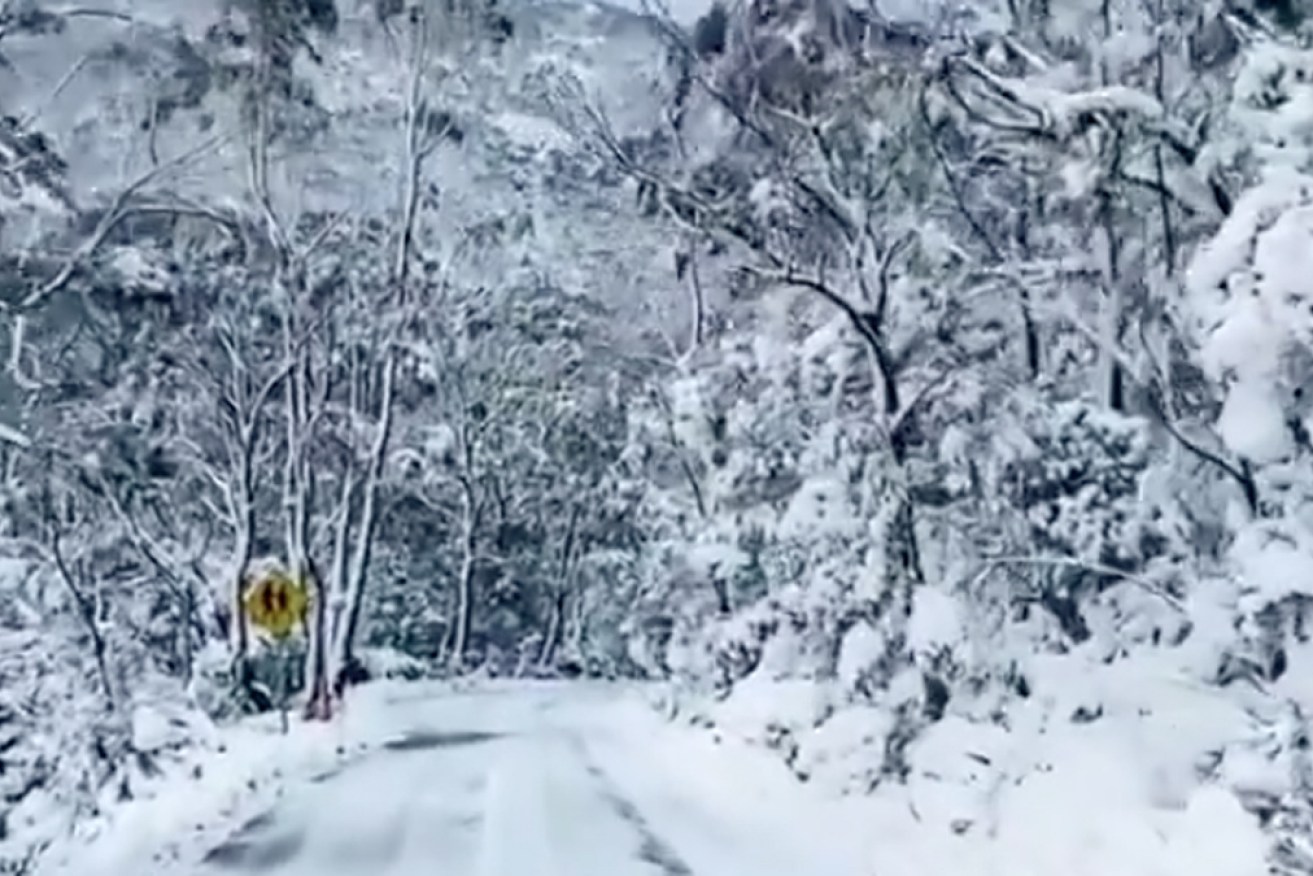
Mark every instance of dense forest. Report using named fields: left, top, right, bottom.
left=3, top=0, right=1313, bottom=872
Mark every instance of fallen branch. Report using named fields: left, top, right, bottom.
left=0, top=419, right=30, bottom=449
left=976, top=554, right=1186, bottom=613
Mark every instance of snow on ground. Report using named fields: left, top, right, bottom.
left=661, top=655, right=1276, bottom=876
left=34, top=681, right=408, bottom=876
left=34, top=678, right=1279, bottom=876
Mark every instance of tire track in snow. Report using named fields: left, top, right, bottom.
left=568, top=735, right=696, bottom=876
left=199, top=729, right=500, bottom=875
left=200, top=812, right=305, bottom=872
left=476, top=730, right=696, bottom=876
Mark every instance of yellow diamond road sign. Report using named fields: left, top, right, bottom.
left=244, top=569, right=309, bottom=639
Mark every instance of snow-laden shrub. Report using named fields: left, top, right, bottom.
left=0, top=549, right=231, bottom=874
left=358, top=646, right=427, bottom=681
left=1177, top=99, right=1313, bottom=869
left=0, top=631, right=139, bottom=872
left=184, top=658, right=228, bottom=725
left=1004, top=401, right=1153, bottom=558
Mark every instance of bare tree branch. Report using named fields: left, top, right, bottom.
left=12, top=133, right=231, bottom=313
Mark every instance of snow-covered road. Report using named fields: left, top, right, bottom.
left=186, top=684, right=866, bottom=876
left=37, top=680, right=1273, bottom=876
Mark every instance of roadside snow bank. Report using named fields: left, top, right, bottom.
left=33, top=682, right=400, bottom=876
left=648, top=649, right=1278, bottom=876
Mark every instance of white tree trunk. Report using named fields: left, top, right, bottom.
left=333, top=354, right=397, bottom=683
left=451, top=486, right=478, bottom=669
